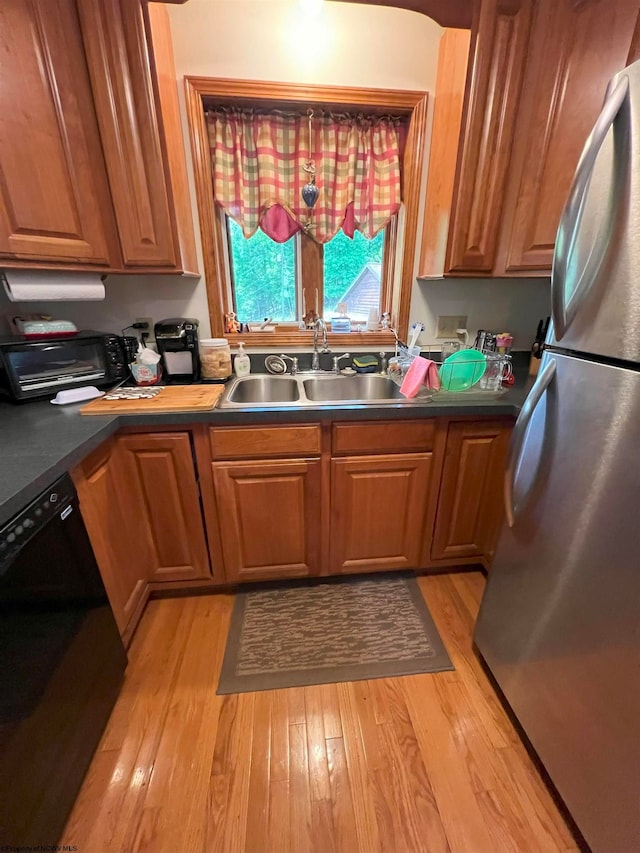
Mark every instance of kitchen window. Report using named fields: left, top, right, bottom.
left=226, top=216, right=388, bottom=326
left=185, top=78, right=429, bottom=346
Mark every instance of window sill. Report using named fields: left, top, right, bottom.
left=225, top=330, right=398, bottom=349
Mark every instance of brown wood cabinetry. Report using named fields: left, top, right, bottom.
left=71, top=439, right=149, bottom=644
left=115, top=432, right=210, bottom=582
left=330, top=454, right=434, bottom=574
left=77, top=0, right=179, bottom=268
left=69, top=416, right=513, bottom=639
left=420, top=28, right=471, bottom=275
left=77, top=0, right=197, bottom=272
left=422, top=0, right=640, bottom=277
left=212, top=459, right=322, bottom=582
left=498, top=0, right=640, bottom=273
left=0, top=0, right=118, bottom=266
left=209, top=424, right=322, bottom=459
left=0, top=0, right=196, bottom=273
left=446, top=0, right=534, bottom=274
left=432, top=420, right=511, bottom=562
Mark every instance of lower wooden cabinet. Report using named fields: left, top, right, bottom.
left=72, top=417, right=513, bottom=635
left=431, top=420, right=511, bottom=562
left=330, top=453, right=434, bottom=574
left=71, top=438, right=148, bottom=643
left=212, top=458, right=322, bottom=582
left=115, top=432, right=210, bottom=582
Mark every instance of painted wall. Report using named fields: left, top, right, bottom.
left=168, top=0, right=442, bottom=89
left=0, top=0, right=550, bottom=349
left=410, top=276, right=551, bottom=349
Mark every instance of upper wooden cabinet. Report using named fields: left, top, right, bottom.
left=421, top=0, right=640, bottom=277
left=0, top=0, right=197, bottom=273
left=77, top=0, right=178, bottom=268
left=447, top=0, right=534, bottom=274
left=498, top=0, right=640, bottom=273
left=0, top=0, right=119, bottom=266
left=77, top=0, right=197, bottom=272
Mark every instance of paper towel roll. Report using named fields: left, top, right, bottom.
left=2, top=269, right=105, bottom=301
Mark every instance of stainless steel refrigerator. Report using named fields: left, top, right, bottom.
left=474, top=60, right=640, bottom=853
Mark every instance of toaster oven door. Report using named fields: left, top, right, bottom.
left=4, top=339, right=108, bottom=398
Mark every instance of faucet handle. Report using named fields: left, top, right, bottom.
left=333, top=352, right=351, bottom=373
left=278, top=354, right=298, bottom=375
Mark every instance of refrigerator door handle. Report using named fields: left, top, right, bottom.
left=551, top=74, right=629, bottom=340
left=504, top=358, right=556, bottom=528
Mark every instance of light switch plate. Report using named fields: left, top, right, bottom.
left=435, top=315, right=468, bottom=338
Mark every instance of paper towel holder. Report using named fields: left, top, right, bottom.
left=2, top=269, right=106, bottom=301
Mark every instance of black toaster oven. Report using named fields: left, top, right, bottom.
left=0, top=331, right=129, bottom=401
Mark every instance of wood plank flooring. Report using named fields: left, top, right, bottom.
left=64, top=572, right=578, bottom=853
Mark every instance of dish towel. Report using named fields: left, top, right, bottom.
left=400, top=357, right=440, bottom=398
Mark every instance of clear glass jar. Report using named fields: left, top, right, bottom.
left=200, top=338, right=232, bottom=380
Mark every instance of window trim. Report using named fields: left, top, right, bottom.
left=184, top=77, right=429, bottom=347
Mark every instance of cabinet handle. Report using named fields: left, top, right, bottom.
left=551, top=75, right=629, bottom=340
left=504, top=359, right=556, bottom=528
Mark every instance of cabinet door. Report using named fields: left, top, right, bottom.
left=116, top=433, right=210, bottom=582
left=446, top=0, right=533, bottom=273
left=499, top=0, right=640, bottom=273
left=213, top=459, right=322, bottom=582
left=71, top=439, right=148, bottom=642
left=330, top=454, right=433, bottom=574
left=0, top=0, right=117, bottom=265
left=77, top=0, right=179, bottom=267
left=432, top=421, right=511, bottom=562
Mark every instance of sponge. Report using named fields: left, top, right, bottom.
left=352, top=355, right=378, bottom=373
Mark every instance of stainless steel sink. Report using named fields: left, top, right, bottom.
left=225, top=375, right=300, bottom=404
left=219, top=372, right=430, bottom=408
left=302, top=374, right=404, bottom=402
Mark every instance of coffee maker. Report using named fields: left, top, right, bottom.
left=154, top=318, right=200, bottom=382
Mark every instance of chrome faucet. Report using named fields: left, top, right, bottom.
left=312, top=317, right=329, bottom=370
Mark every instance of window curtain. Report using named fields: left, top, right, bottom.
left=206, top=109, right=403, bottom=243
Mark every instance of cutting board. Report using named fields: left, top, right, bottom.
left=80, top=385, right=225, bottom=415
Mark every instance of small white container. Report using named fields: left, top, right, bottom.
left=234, top=342, right=251, bottom=377
left=366, top=307, right=379, bottom=331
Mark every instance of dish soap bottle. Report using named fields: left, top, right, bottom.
left=234, top=342, right=251, bottom=377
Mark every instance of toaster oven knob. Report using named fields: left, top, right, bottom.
left=23, top=518, right=34, bottom=529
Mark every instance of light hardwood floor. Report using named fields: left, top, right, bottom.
left=64, top=572, right=578, bottom=853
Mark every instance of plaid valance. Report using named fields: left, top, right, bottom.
left=206, top=109, right=403, bottom=244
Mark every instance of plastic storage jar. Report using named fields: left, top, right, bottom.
left=200, top=338, right=232, bottom=380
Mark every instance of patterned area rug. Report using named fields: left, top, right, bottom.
left=217, top=574, right=453, bottom=694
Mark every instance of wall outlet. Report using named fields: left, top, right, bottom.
left=135, top=317, right=154, bottom=341
left=435, top=315, right=467, bottom=338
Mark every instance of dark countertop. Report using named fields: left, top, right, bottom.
left=0, top=362, right=534, bottom=528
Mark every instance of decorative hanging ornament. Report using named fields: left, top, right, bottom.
left=302, top=110, right=319, bottom=219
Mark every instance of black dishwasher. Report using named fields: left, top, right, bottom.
left=0, top=473, right=127, bottom=847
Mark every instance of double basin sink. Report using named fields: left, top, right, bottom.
left=219, top=373, right=427, bottom=408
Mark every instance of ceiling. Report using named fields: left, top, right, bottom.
left=327, top=0, right=473, bottom=29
